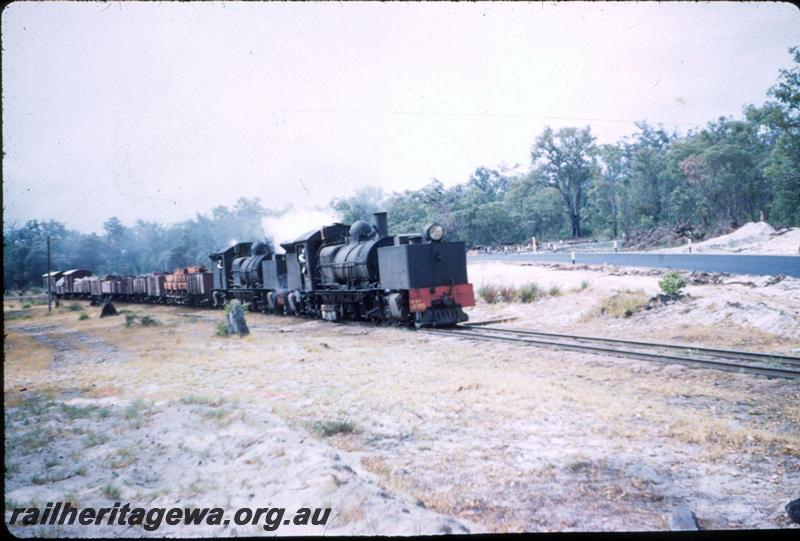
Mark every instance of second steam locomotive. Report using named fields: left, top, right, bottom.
left=50, top=212, right=475, bottom=327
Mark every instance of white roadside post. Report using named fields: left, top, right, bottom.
left=531, top=236, right=537, bottom=253
left=47, top=236, right=52, bottom=312
left=571, top=251, right=576, bottom=265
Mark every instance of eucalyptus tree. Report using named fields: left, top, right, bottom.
left=530, top=126, right=598, bottom=238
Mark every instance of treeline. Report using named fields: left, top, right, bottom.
left=3, top=198, right=275, bottom=290
left=4, top=48, right=799, bottom=290
left=333, top=47, right=800, bottom=245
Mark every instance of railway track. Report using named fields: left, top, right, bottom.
left=426, top=324, right=800, bottom=380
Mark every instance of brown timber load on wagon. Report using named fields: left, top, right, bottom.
left=164, top=268, right=189, bottom=294
left=164, top=267, right=208, bottom=295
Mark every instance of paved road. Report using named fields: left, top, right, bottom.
left=469, top=252, right=800, bottom=278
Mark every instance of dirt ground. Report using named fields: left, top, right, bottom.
left=4, top=261, right=800, bottom=535
left=653, top=221, right=800, bottom=255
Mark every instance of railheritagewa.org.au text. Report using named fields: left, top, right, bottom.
left=8, top=502, right=331, bottom=532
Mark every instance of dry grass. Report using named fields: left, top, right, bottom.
left=5, top=295, right=799, bottom=532
left=3, top=332, right=55, bottom=407
left=585, top=289, right=649, bottom=319
left=478, top=282, right=553, bottom=304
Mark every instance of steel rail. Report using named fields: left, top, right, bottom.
left=427, top=328, right=800, bottom=380
left=462, top=324, right=800, bottom=367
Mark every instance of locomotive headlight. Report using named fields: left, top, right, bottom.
left=425, top=223, right=445, bottom=242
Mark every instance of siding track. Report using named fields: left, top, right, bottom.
left=426, top=325, right=800, bottom=379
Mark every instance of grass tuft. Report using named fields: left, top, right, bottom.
left=139, top=314, right=159, bottom=327
left=589, top=289, right=648, bottom=319
left=124, top=313, right=160, bottom=327
left=518, top=282, right=543, bottom=303
left=311, top=420, right=355, bottom=437
left=102, top=483, right=121, bottom=500
left=477, top=285, right=499, bottom=304
left=497, top=285, right=518, bottom=302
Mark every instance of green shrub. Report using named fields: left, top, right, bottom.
left=78, top=313, right=90, bottom=321
left=659, top=271, right=688, bottom=295
left=21, top=302, right=32, bottom=309
left=138, top=314, right=160, bottom=327
left=215, top=321, right=229, bottom=337
left=518, top=283, right=542, bottom=303
left=125, top=313, right=159, bottom=327
left=580, top=280, right=589, bottom=290
left=66, top=302, right=83, bottom=312
left=548, top=285, right=562, bottom=297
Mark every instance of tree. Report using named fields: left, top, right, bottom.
left=758, top=46, right=800, bottom=225
left=331, top=187, right=386, bottom=223
left=587, top=143, right=628, bottom=238
left=530, top=126, right=597, bottom=238
left=626, top=123, right=678, bottom=228
left=673, top=118, right=769, bottom=227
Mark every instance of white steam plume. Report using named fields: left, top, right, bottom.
left=262, top=205, right=342, bottom=253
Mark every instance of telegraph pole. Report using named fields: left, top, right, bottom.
left=47, top=235, right=52, bottom=312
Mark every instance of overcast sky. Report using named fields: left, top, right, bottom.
left=3, top=1, right=799, bottom=233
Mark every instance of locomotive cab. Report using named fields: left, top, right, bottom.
left=377, top=223, right=475, bottom=327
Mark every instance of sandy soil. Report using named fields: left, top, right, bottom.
left=468, top=261, right=800, bottom=349
left=4, top=264, right=800, bottom=534
left=654, top=221, right=800, bottom=255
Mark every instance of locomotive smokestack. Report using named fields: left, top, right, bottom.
left=373, top=211, right=388, bottom=237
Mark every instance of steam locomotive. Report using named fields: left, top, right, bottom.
left=48, top=212, right=475, bottom=327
